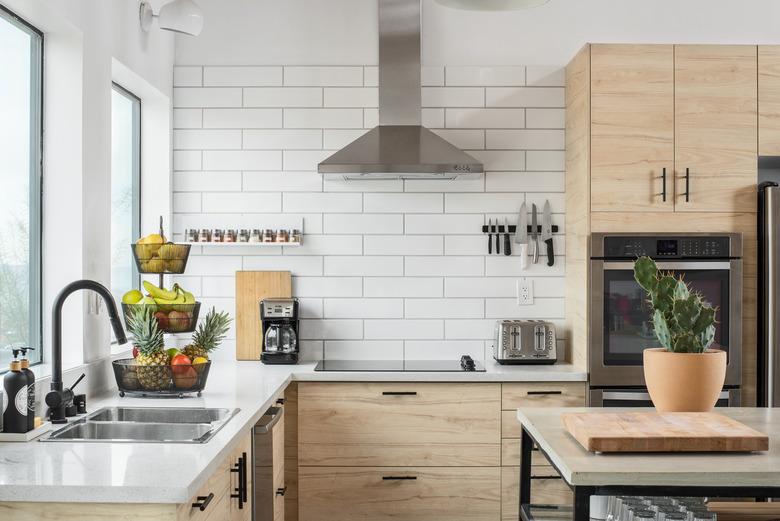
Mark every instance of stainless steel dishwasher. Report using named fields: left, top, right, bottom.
left=253, top=403, right=285, bottom=521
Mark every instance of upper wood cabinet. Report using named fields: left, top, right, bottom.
left=591, top=44, right=675, bottom=212
left=674, top=45, right=758, bottom=213
left=759, top=46, right=780, bottom=156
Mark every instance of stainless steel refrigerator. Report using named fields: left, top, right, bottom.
left=759, top=181, right=780, bottom=406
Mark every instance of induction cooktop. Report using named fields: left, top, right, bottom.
left=313, top=356, right=485, bottom=372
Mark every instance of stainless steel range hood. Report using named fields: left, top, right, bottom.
left=318, top=0, right=483, bottom=180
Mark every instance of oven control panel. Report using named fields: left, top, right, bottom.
left=603, top=236, right=731, bottom=259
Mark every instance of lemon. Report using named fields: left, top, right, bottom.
left=193, top=356, right=208, bottom=365
left=122, top=289, right=144, bottom=305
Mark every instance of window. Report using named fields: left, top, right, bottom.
left=110, top=83, right=141, bottom=305
left=0, top=7, right=43, bottom=367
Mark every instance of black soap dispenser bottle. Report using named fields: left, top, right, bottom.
left=3, top=354, right=28, bottom=433
left=17, top=348, right=35, bottom=431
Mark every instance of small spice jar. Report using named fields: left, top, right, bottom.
left=262, top=229, right=275, bottom=243
left=185, top=229, right=198, bottom=242
left=291, top=229, right=302, bottom=243
left=224, top=229, right=237, bottom=243
left=250, top=229, right=262, bottom=243
left=213, top=229, right=224, bottom=243
left=198, top=229, right=211, bottom=243
left=276, top=229, right=290, bottom=243
left=239, top=229, right=250, bottom=243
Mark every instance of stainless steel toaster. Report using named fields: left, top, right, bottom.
left=493, top=320, right=557, bottom=365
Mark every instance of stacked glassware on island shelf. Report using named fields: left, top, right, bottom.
left=605, top=496, right=715, bottom=521
left=185, top=228, right=302, bottom=244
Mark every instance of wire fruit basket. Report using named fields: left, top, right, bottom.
left=112, top=359, right=211, bottom=398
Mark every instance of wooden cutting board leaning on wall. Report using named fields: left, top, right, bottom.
left=235, top=271, right=292, bottom=360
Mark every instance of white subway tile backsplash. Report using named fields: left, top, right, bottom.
left=422, top=87, right=484, bottom=108
left=203, top=150, right=282, bottom=171
left=243, top=129, right=322, bottom=150
left=363, top=193, right=443, bottom=213
left=202, top=192, right=282, bottom=213
left=174, top=66, right=202, bottom=87
left=446, top=108, right=524, bottom=129
left=244, top=87, right=323, bottom=108
left=203, top=66, right=282, bottom=87
left=324, top=298, right=404, bottom=318
left=364, top=236, right=443, bottom=256
left=283, top=193, right=362, bottom=213
left=404, top=299, right=483, bottom=319
left=364, top=320, right=443, bottom=340
left=174, top=88, right=242, bottom=108
left=284, top=66, right=363, bottom=86
left=293, top=277, right=363, bottom=297
left=364, top=278, right=443, bottom=298
left=324, top=340, right=403, bottom=360
left=284, top=108, right=363, bottom=129
left=173, top=63, right=566, bottom=358
left=324, top=256, right=404, bottom=276
left=203, top=108, right=283, bottom=129
left=323, top=214, right=404, bottom=234
left=324, top=87, right=378, bottom=107
left=486, top=87, right=565, bottom=108
left=446, top=66, right=526, bottom=87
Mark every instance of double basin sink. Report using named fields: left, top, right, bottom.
left=42, top=407, right=239, bottom=443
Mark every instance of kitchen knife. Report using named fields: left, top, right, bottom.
left=531, top=204, right=539, bottom=264
left=487, top=218, right=493, bottom=255
left=542, top=200, right=554, bottom=267
left=503, top=218, right=511, bottom=256
left=514, top=202, right=528, bottom=270
left=495, top=219, right=501, bottom=255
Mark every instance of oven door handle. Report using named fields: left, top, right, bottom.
left=602, top=390, right=730, bottom=401
left=601, top=261, right=733, bottom=271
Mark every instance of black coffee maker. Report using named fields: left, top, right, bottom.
left=260, top=298, right=299, bottom=364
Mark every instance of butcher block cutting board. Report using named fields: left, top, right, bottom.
left=562, top=412, right=769, bottom=453
left=235, top=271, right=291, bottom=360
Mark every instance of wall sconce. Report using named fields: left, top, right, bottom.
left=139, top=0, right=204, bottom=37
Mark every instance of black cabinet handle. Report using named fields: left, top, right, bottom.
left=382, top=391, right=417, bottom=396
left=527, top=390, right=562, bottom=396
left=231, top=452, right=247, bottom=509
left=661, top=167, right=667, bottom=202
left=685, top=167, right=690, bottom=202
left=276, top=397, right=285, bottom=405
left=241, top=452, right=248, bottom=503
left=382, top=476, right=417, bottom=480
left=276, top=486, right=288, bottom=496
left=192, top=493, right=214, bottom=512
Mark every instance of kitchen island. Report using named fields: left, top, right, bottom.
left=517, top=407, right=780, bottom=521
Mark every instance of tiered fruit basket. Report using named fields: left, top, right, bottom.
left=121, top=302, right=201, bottom=334
left=113, top=359, right=211, bottom=398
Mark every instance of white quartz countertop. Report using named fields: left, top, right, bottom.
left=0, top=359, right=585, bottom=504
left=517, top=407, right=780, bottom=488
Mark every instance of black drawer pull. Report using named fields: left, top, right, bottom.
left=382, top=476, right=417, bottom=480
left=276, top=397, right=285, bottom=405
left=684, top=167, right=690, bottom=202
left=531, top=475, right=562, bottom=481
left=382, top=391, right=417, bottom=396
left=661, top=167, right=667, bottom=202
left=527, top=390, right=562, bottom=396
left=276, top=486, right=288, bottom=496
left=192, top=492, right=214, bottom=511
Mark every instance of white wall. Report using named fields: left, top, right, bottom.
left=2, top=0, right=174, bottom=395
left=175, top=0, right=780, bottom=67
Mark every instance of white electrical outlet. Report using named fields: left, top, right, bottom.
left=516, top=278, right=534, bottom=305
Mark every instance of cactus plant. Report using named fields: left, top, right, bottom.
left=633, top=256, right=717, bottom=353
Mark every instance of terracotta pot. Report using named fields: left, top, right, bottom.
left=643, top=347, right=727, bottom=412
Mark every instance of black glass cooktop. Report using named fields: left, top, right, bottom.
left=313, top=358, right=485, bottom=372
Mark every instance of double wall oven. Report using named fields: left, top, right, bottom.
left=589, top=233, right=743, bottom=407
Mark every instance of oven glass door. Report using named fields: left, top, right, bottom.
left=602, top=262, right=730, bottom=367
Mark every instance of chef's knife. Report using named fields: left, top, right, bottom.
left=487, top=218, right=493, bottom=254
left=531, top=204, right=539, bottom=264
left=503, top=218, right=511, bottom=256
left=514, top=202, right=528, bottom=270
left=541, top=200, right=554, bottom=267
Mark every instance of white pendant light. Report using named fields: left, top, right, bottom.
left=435, top=0, right=550, bottom=10
left=139, top=0, right=204, bottom=37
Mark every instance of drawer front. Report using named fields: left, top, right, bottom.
left=501, top=467, right=571, bottom=521
left=502, top=383, right=586, bottom=410
left=299, top=467, right=501, bottom=521
left=299, top=383, right=501, bottom=466
left=180, top=456, right=230, bottom=521
left=501, top=438, right=554, bottom=470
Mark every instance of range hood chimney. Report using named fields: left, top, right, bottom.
left=318, top=0, right=483, bottom=180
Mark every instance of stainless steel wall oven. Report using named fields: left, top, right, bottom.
left=589, top=233, right=742, bottom=404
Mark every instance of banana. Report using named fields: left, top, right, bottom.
left=143, top=280, right=178, bottom=301
left=182, top=291, right=196, bottom=304
left=154, top=294, right=186, bottom=305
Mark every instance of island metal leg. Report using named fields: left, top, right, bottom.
left=520, top=427, right=533, bottom=510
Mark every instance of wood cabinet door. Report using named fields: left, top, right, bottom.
left=674, top=45, right=757, bottom=213
left=591, top=44, right=675, bottom=212
left=759, top=46, right=780, bottom=156
left=229, top=432, right=253, bottom=521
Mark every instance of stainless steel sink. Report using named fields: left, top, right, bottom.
left=42, top=407, right=239, bottom=443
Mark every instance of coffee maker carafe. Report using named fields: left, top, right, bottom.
left=260, top=298, right=299, bottom=364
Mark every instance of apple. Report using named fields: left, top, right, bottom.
left=132, top=346, right=139, bottom=358
left=171, top=354, right=197, bottom=389
left=167, top=310, right=191, bottom=332
left=154, top=311, right=170, bottom=330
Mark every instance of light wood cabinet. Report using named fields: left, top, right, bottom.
left=759, top=46, right=780, bottom=156
left=298, top=382, right=501, bottom=467
left=500, top=469, right=572, bottom=521
left=229, top=432, right=253, bottom=521
left=591, top=44, right=675, bottom=213
left=674, top=45, right=757, bottom=213
left=299, top=466, right=501, bottom=521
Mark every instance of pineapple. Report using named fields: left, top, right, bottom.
left=182, top=307, right=232, bottom=361
left=127, top=305, right=171, bottom=391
